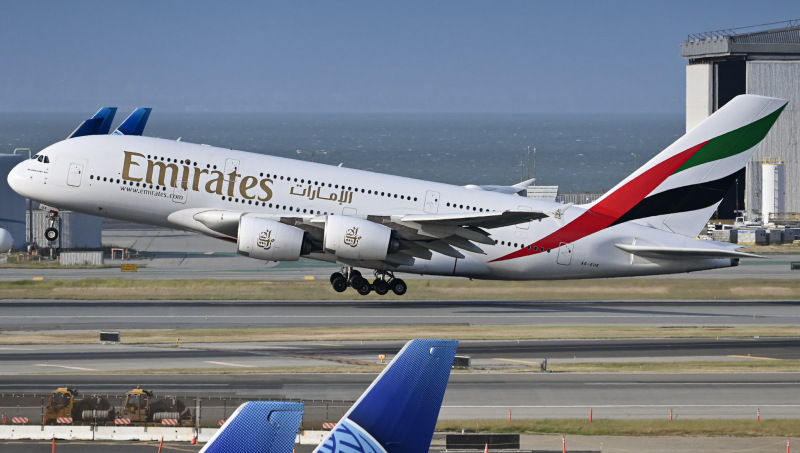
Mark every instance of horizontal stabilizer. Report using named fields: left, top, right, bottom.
left=200, top=401, right=304, bottom=453
left=113, top=107, right=152, bottom=136
left=615, top=243, right=765, bottom=260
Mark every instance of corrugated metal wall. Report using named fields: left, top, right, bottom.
left=26, top=211, right=102, bottom=249
left=60, top=251, right=104, bottom=266
left=746, top=61, right=800, bottom=217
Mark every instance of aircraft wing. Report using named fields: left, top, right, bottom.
left=401, top=209, right=547, bottom=229
left=168, top=207, right=547, bottom=265
left=615, top=243, right=765, bottom=260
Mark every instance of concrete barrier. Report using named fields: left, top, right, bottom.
left=94, top=426, right=194, bottom=442
left=0, top=425, right=94, bottom=440
left=298, top=430, right=329, bottom=445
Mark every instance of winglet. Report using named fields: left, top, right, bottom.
left=67, top=107, right=118, bottom=138
left=314, top=339, right=458, bottom=453
left=200, top=401, right=304, bottom=453
left=113, top=107, right=152, bottom=136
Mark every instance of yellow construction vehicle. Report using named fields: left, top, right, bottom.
left=44, top=388, right=115, bottom=424
left=119, top=386, right=193, bottom=426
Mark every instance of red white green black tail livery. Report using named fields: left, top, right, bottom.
left=8, top=95, right=789, bottom=292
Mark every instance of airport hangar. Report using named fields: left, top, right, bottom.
left=683, top=19, right=800, bottom=221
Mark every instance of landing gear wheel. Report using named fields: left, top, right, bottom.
left=349, top=269, right=362, bottom=281
left=373, top=279, right=389, bottom=295
left=351, top=276, right=371, bottom=295
left=331, top=276, right=348, bottom=293
left=391, top=278, right=407, bottom=296
left=44, top=227, right=59, bottom=242
left=330, top=272, right=344, bottom=284
left=355, top=282, right=372, bottom=296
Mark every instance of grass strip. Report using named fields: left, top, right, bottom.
left=3, top=325, right=800, bottom=345
left=1, top=277, right=800, bottom=300
left=548, top=360, right=800, bottom=373
left=435, top=419, right=800, bottom=437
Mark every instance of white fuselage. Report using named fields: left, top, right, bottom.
left=7, top=135, right=735, bottom=280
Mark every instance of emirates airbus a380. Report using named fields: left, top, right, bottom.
left=7, top=95, right=787, bottom=296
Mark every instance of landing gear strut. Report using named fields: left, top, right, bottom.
left=328, top=267, right=407, bottom=296
left=44, top=210, right=60, bottom=242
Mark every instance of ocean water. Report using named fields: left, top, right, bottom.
left=0, top=112, right=683, bottom=193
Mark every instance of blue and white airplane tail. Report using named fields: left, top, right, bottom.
left=200, top=401, right=305, bottom=453
left=314, top=339, right=458, bottom=453
left=113, top=107, right=152, bottom=136
left=67, top=107, right=117, bottom=139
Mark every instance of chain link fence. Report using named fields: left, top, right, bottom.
left=0, top=393, right=352, bottom=429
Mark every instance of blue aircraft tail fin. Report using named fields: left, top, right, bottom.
left=113, top=107, right=152, bottom=136
left=314, top=339, right=458, bottom=453
left=200, top=401, right=304, bottom=453
left=67, top=107, right=117, bottom=138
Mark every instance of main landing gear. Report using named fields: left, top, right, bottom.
left=329, top=267, right=407, bottom=296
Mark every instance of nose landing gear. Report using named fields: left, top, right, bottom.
left=328, top=267, right=407, bottom=296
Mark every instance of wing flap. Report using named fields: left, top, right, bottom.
left=401, top=209, right=546, bottom=229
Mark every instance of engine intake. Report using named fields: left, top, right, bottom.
left=237, top=216, right=312, bottom=261
left=324, top=215, right=399, bottom=261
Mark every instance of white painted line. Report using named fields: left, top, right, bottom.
left=0, top=347, right=36, bottom=351
left=204, top=361, right=254, bottom=368
left=36, top=364, right=97, bottom=371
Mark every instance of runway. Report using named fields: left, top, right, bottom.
left=2, top=299, right=800, bottom=330
left=0, top=338, right=799, bottom=376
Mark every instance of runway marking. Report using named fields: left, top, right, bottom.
left=204, top=361, right=254, bottom=368
left=0, top=347, right=36, bottom=351
left=493, top=358, right=542, bottom=366
left=35, top=364, right=96, bottom=371
left=728, top=354, right=782, bottom=361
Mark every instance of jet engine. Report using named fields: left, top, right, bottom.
left=324, top=215, right=400, bottom=261
left=237, top=217, right=312, bottom=261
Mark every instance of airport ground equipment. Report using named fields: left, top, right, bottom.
left=119, top=386, right=193, bottom=426
left=43, top=388, right=115, bottom=425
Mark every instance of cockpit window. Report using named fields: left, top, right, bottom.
left=44, top=156, right=50, bottom=163
left=35, top=155, right=50, bottom=163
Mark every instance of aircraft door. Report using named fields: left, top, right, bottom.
left=424, top=190, right=440, bottom=214
left=557, top=242, right=573, bottom=265
left=224, top=159, right=240, bottom=178
left=516, top=205, right=532, bottom=229
left=66, top=163, right=83, bottom=187
left=172, top=183, right=188, bottom=204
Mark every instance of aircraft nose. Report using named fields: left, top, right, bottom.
left=6, top=161, right=29, bottom=197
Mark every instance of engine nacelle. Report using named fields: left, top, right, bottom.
left=324, top=215, right=399, bottom=261
left=237, top=216, right=311, bottom=261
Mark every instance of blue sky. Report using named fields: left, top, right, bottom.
left=2, top=1, right=800, bottom=114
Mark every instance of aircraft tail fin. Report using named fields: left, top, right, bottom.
left=113, top=107, right=152, bottom=136
left=67, top=107, right=117, bottom=139
left=199, top=401, right=304, bottom=453
left=584, top=94, right=787, bottom=237
left=314, top=339, right=458, bottom=453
